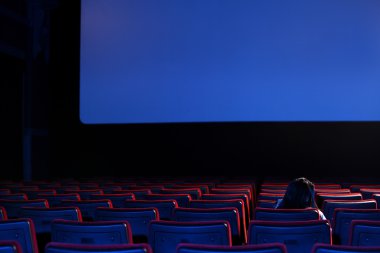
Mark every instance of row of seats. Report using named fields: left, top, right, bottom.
left=1, top=178, right=380, bottom=253
left=0, top=178, right=255, bottom=253
left=4, top=240, right=380, bottom=253
left=2, top=204, right=380, bottom=246
left=2, top=217, right=380, bottom=253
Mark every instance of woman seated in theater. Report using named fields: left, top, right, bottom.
left=275, top=177, right=327, bottom=220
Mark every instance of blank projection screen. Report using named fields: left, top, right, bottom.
left=80, top=0, right=380, bottom=124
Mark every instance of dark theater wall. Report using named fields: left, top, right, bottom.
left=0, top=1, right=27, bottom=180
left=46, top=1, right=380, bottom=180
left=1, top=54, right=23, bottom=180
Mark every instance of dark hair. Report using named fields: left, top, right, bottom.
left=277, top=177, right=316, bottom=209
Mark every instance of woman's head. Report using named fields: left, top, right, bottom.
left=279, top=177, right=316, bottom=209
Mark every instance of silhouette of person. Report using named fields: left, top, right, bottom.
left=275, top=177, right=327, bottom=220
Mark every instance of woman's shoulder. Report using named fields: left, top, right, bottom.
left=305, top=207, right=327, bottom=220
left=274, top=198, right=283, bottom=208
left=317, top=209, right=327, bottom=220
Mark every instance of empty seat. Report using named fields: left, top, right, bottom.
left=112, top=189, right=152, bottom=200
left=256, top=200, right=277, bottom=209
left=45, top=242, right=152, bottom=253
left=189, top=199, right=247, bottom=236
left=23, top=189, right=57, bottom=200
left=148, top=220, right=232, bottom=253
left=167, top=183, right=210, bottom=194
left=10, top=186, right=39, bottom=193
left=159, top=188, right=202, bottom=200
left=101, top=185, right=122, bottom=194
left=20, top=206, right=82, bottom=253
left=332, top=208, right=380, bottom=245
left=349, top=220, right=380, bottom=246
left=128, top=186, right=163, bottom=194
left=359, top=189, right=380, bottom=200
left=94, top=207, right=159, bottom=243
left=312, top=243, right=380, bottom=253
left=51, top=219, right=133, bottom=245
left=176, top=242, right=287, bottom=253
left=77, top=183, right=100, bottom=190
left=260, top=184, right=287, bottom=191
left=64, top=189, right=104, bottom=200
left=209, top=188, right=253, bottom=209
left=20, top=207, right=82, bottom=233
left=0, top=218, right=39, bottom=253
left=38, top=193, right=80, bottom=207
left=0, top=193, right=27, bottom=200
left=0, top=199, right=49, bottom=218
left=373, top=194, right=380, bottom=207
left=259, top=189, right=286, bottom=195
left=0, top=241, right=22, bottom=253
left=214, top=183, right=256, bottom=199
left=248, top=220, right=332, bottom=253
left=144, top=193, right=192, bottom=207
left=214, top=183, right=257, bottom=209
left=55, top=186, right=80, bottom=194
left=350, top=185, right=380, bottom=193
left=172, top=207, right=245, bottom=245
left=253, top=207, right=320, bottom=221
left=316, top=194, right=363, bottom=209
left=38, top=183, right=61, bottom=190
left=179, top=181, right=216, bottom=191
left=322, top=200, right=377, bottom=222
left=88, top=193, right=135, bottom=208
left=315, top=184, right=342, bottom=189
left=315, top=189, right=352, bottom=194
left=201, top=194, right=251, bottom=221
left=60, top=199, right=112, bottom=221
left=124, top=199, right=178, bottom=220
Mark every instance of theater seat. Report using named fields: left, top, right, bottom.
left=189, top=199, right=247, bottom=239
left=148, top=220, right=232, bottom=253
left=253, top=207, right=320, bottom=221
left=124, top=199, right=178, bottom=220
left=0, top=218, right=39, bottom=253
left=316, top=193, right=363, bottom=209
left=37, top=193, right=80, bottom=207
left=0, top=193, right=27, bottom=200
left=144, top=193, right=192, bottom=207
left=332, top=208, right=380, bottom=245
left=88, top=193, right=135, bottom=208
left=94, top=207, right=159, bottom=243
left=248, top=220, right=332, bottom=253
left=322, top=200, right=377, bottom=222
left=20, top=206, right=82, bottom=253
left=312, top=243, right=380, bottom=253
left=176, top=242, right=287, bottom=253
left=51, top=219, right=133, bottom=245
left=0, top=241, right=22, bottom=253
left=172, top=207, right=245, bottom=245
left=60, top=199, right=112, bottom=221
left=0, top=199, right=49, bottom=218
left=45, top=242, right=152, bottom=253
left=349, top=220, right=380, bottom=246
